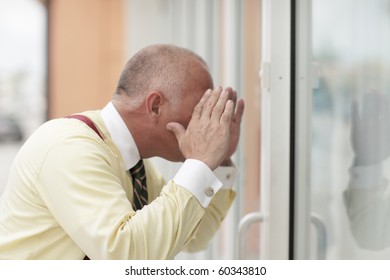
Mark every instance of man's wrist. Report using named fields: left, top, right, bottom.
left=349, top=161, right=384, bottom=189
left=173, top=159, right=223, bottom=207
left=214, top=162, right=238, bottom=189
left=221, top=158, right=233, bottom=167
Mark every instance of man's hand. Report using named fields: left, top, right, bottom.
left=222, top=88, right=245, bottom=165
left=351, top=91, right=390, bottom=165
left=166, top=87, right=235, bottom=170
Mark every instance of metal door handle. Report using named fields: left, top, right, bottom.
left=310, top=213, right=327, bottom=259
left=237, top=212, right=326, bottom=259
left=237, top=212, right=265, bottom=259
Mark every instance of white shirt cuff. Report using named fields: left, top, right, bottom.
left=213, top=165, right=238, bottom=189
left=349, top=162, right=384, bottom=189
left=173, top=159, right=223, bottom=208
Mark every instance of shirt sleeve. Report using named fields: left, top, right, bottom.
left=173, top=159, right=223, bottom=208
left=183, top=188, right=236, bottom=253
left=213, top=164, right=239, bottom=189
left=344, top=161, right=390, bottom=250
left=173, top=160, right=238, bottom=252
left=348, top=162, right=384, bottom=189
left=173, top=159, right=239, bottom=207
left=36, top=134, right=208, bottom=259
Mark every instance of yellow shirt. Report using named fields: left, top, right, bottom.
left=0, top=106, right=236, bottom=259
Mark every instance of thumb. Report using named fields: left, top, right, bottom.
left=166, top=122, right=185, bottom=141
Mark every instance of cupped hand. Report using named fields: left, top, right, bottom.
left=351, top=91, right=390, bottom=165
left=222, top=88, right=245, bottom=165
left=166, top=87, right=235, bottom=170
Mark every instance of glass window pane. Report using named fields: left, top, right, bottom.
left=310, top=0, right=390, bottom=258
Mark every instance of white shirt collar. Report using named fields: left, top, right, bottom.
left=100, top=102, right=140, bottom=170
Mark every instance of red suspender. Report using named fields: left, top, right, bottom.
left=65, top=114, right=102, bottom=260
left=65, top=115, right=104, bottom=140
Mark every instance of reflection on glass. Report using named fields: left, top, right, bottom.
left=311, top=0, right=390, bottom=258
left=344, top=91, right=390, bottom=250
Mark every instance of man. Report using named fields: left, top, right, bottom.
left=0, top=44, right=245, bottom=259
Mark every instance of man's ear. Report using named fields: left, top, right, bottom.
left=145, top=91, right=163, bottom=117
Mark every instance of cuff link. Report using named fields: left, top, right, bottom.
left=205, top=187, right=214, bottom=197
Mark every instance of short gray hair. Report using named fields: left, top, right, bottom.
left=115, top=44, right=208, bottom=108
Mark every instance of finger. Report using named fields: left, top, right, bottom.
left=192, top=89, right=212, bottom=119
left=233, top=99, right=245, bottom=124
left=166, top=122, right=185, bottom=142
left=381, top=94, right=390, bottom=130
left=220, top=100, right=235, bottom=125
left=223, top=87, right=235, bottom=99
left=211, top=88, right=230, bottom=122
left=228, top=88, right=237, bottom=110
left=202, top=87, right=223, bottom=118
left=351, top=99, right=360, bottom=138
left=378, top=93, right=389, bottom=120
left=232, top=90, right=238, bottom=111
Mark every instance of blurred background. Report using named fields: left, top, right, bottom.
left=0, top=0, right=261, bottom=259
left=0, top=0, right=46, bottom=193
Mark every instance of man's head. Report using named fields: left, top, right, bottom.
left=112, top=44, right=214, bottom=161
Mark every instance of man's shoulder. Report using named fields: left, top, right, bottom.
left=25, top=110, right=104, bottom=149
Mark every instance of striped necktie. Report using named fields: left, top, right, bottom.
left=129, top=159, right=148, bottom=210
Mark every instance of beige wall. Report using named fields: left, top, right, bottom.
left=48, top=0, right=124, bottom=118
left=243, top=0, right=262, bottom=213
left=242, top=0, right=262, bottom=259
